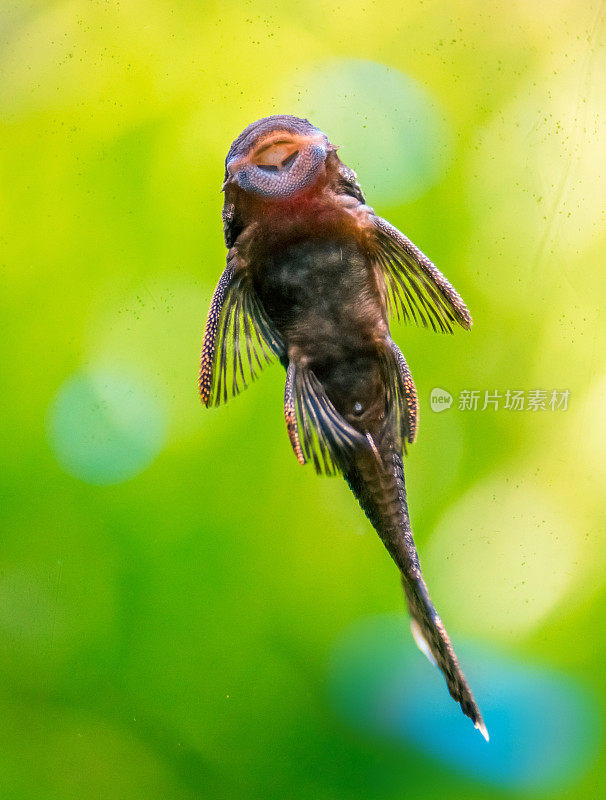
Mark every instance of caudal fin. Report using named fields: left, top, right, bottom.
left=402, top=571, right=489, bottom=741
left=343, top=408, right=488, bottom=740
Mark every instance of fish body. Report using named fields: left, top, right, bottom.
left=246, top=206, right=386, bottom=429
left=199, top=115, right=487, bottom=740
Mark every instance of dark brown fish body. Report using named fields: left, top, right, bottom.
left=248, top=209, right=386, bottom=424
left=199, top=115, right=488, bottom=740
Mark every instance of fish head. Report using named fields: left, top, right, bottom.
left=223, top=115, right=333, bottom=199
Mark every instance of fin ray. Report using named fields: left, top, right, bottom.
left=378, top=340, right=419, bottom=450
left=291, top=361, right=368, bottom=475
left=198, top=258, right=284, bottom=407
left=369, top=215, right=472, bottom=333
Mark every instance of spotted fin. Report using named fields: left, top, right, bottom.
left=199, top=257, right=284, bottom=407
left=369, top=215, right=472, bottom=333
left=381, top=339, right=419, bottom=450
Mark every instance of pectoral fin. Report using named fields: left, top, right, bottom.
left=369, top=215, right=472, bottom=333
left=198, top=255, right=284, bottom=407
left=284, top=361, right=305, bottom=465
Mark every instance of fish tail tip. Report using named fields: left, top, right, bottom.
left=474, top=719, right=490, bottom=742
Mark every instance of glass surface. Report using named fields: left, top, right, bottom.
left=1, top=1, right=603, bottom=797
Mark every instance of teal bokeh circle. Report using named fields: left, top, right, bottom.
left=48, top=368, right=166, bottom=485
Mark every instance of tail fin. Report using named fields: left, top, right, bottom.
left=391, top=452, right=488, bottom=740
left=345, top=441, right=488, bottom=740
left=401, top=568, right=489, bottom=741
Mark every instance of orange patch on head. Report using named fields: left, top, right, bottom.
left=249, top=131, right=325, bottom=169
left=254, top=139, right=299, bottom=167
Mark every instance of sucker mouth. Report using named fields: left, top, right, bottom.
left=280, top=150, right=299, bottom=169
left=255, top=150, right=300, bottom=173
left=226, top=130, right=326, bottom=174
left=252, top=137, right=301, bottom=171
left=225, top=130, right=328, bottom=198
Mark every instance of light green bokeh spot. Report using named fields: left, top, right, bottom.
left=284, top=59, right=451, bottom=203
left=48, top=368, right=166, bottom=485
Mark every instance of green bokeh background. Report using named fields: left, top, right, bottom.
left=1, top=1, right=605, bottom=797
